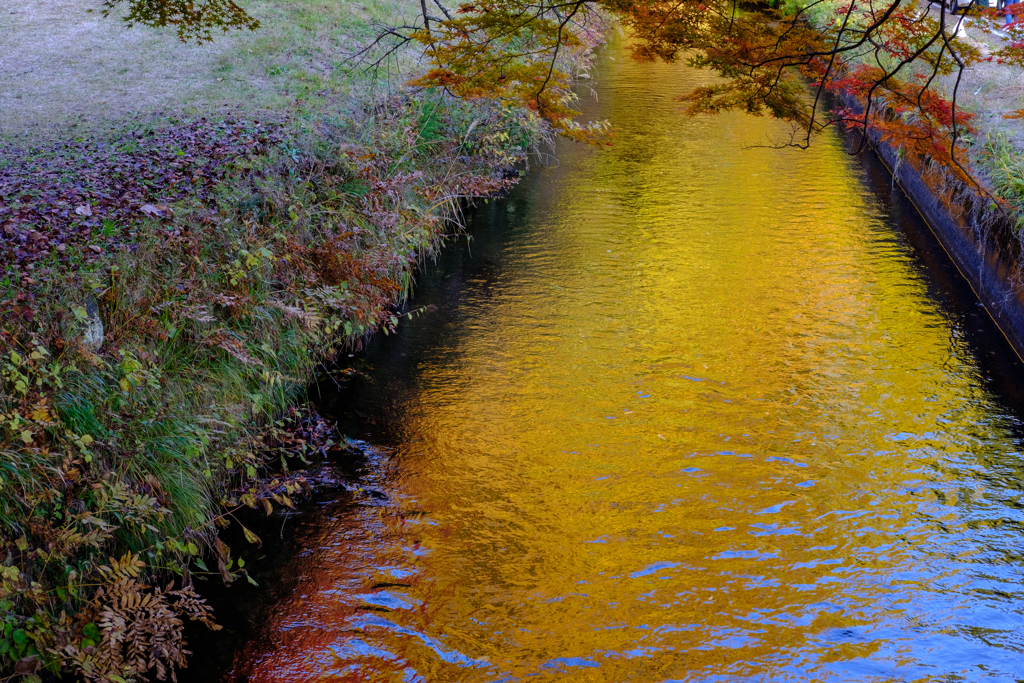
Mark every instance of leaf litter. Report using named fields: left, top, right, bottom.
left=0, top=117, right=280, bottom=275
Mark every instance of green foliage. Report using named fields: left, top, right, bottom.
left=101, top=0, right=260, bottom=43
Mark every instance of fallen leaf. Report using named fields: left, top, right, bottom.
left=140, top=203, right=173, bottom=218
left=241, top=524, right=262, bottom=547
left=88, top=245, right=102, bottom=254
left=13, top=656, right=39, bottom=675
left=74, top=204, right=93, bottom=217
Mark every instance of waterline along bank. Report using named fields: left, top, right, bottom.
left=196, top=36, right=1024, bottom=682
left=839, top=90, right=1024, bottom=368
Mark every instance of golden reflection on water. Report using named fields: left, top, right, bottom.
left=230, top=36, right=1024, bottom=682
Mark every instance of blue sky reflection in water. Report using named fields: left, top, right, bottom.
left=227, top=36, right=1024, bottom=683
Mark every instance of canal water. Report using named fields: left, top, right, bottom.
left=216, top=36, right=1024, bottom=682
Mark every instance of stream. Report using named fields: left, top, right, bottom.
left=201, top=35, right=1024, bottom=682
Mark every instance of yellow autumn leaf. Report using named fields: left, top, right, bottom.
left=241, top=524, right=262, bottom=547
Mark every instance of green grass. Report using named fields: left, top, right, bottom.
left=978, top=133, right=1024, bottom=228
left=1, top=0, right=423, bottom=139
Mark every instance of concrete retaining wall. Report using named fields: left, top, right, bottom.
left=844, top=99, right=1024, bottom=359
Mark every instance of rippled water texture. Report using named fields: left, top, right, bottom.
left=228, top=38, right=1024, bottom=682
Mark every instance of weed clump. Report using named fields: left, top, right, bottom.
left=979, top=133, right=1024, bottom=229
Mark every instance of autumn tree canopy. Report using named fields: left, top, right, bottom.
left=113, top=0, right=1024, bottom=187
left=380, top=0, right=1023, bottom=190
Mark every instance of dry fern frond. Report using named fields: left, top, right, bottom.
left=61, top=554, right=218, bottom=682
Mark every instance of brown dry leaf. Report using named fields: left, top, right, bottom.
left=13, top=657, right=39, bottom=675
left=213, top=537, right=233, bottom=584
left=140, top=203, right=173, bottom=217
left=88, top=245, right=102, bottom=254
left=1, top=120, right=279, bottom=269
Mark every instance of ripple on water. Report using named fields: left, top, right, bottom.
left=223, top=34, right=1024, bottom=683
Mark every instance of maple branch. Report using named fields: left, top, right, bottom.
left=537, top=0, right=587, bottom=111
left=765, top=0, right=832, bottom=55
left=422, top=0, right=433, bottom=32
left=346, top=23, right=419, bottom=73
left=936, top=5, right=990, bottom=198
left=433, top=0, right=456, bottom=20
left=849, top=19, right=944, bottom=155
left=806, top=0, right=858, bottom=148
left=744, top=0, right=906, bottom=69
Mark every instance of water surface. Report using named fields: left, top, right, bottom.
left=225, top=37, right=1024, bottom=682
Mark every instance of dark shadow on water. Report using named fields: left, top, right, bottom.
left=851, top=144, right=1024, bottom=405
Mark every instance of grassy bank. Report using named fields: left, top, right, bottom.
left=0, top=1, right=553, bottom=680
left=0, top=94, right=541, bottom=682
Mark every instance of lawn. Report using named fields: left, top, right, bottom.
left=1, top=0, right=421, bottom=138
